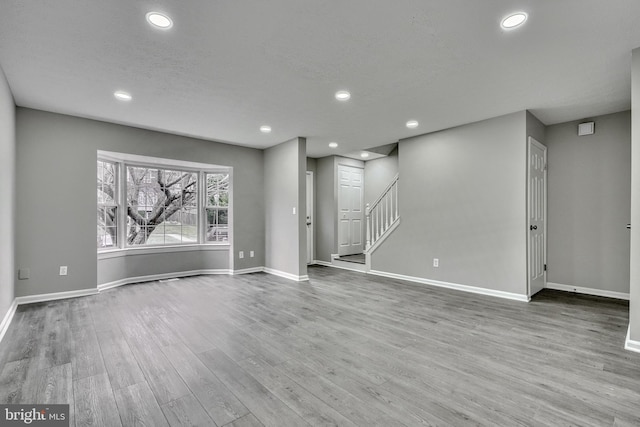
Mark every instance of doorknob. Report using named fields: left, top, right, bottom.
left=530, top=225, right=538, bottom=230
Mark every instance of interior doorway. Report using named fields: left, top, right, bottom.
left=528, top=137, right=547, bottom=297
left=306, top=171, right=313, bottom=264
left=337, top=164, right=364, bottom=256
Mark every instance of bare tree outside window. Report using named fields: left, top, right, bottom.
left=97, top=158, right=230, bottom=249
left=126, top=166, right=197, bottom=245
left=97, top=160, right=118, bottom=248
left=206, top=173, right=230, bottom=242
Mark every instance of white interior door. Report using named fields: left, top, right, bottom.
left=528, top=137, right=547, bottom=297
left=306, top=171, right=313, bottom=264
left=338, top=165, right=364, bottom=256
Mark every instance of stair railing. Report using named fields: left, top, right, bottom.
left=365, top=173, right=399, bottom=251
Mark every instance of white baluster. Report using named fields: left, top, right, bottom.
left=394, top=181, right=398, bottom=220
left=385, top=192, right=390, bottom=229
left=365, top=203, right=371, bottom=249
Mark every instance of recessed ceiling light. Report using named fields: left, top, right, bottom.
left=328, top=142, right=338, bottom=148
left=501, top=12, right=527, bottom=29
left=146, top=12, right=173, bottom=29
left=361, top=152, right=369, bottom=158
left=406, top=120, right=419, bottom=129
left=113, top=91, right=132, bottom=101
left=335, top=90, right=351, bottom=101
left=260, top=125, right=272, bottom=133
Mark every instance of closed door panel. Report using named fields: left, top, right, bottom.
left=337, top=165, right=364, bottom=256
left=528, top=138, right=546, bottom=297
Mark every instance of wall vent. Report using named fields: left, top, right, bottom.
left=578, top=121, right=595, bottom=136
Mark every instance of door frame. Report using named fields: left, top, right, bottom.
left=306, top=171, right=314, bottom=264
left=336, top=163, right=365, bottom=256
left=527, top=136, right=548, bottom=297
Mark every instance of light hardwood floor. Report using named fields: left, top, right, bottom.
left=1, top=266, right=639, bottom=426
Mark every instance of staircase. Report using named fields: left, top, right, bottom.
left=325, top=174, right=400, bottom=273
left=365, top=174, right=400, bottom=266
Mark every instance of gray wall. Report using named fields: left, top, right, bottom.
left=98, top=249, right=229, bottom=284
left=631, top=48, right=640, bottom=341
left=0, top=66, right=15, bottom=318
left=371, top=111, right=529, bottom=296
left=16, top=108, right=264, bottom=297
left=526, top=111, right=546, bottom=145
left=364, top=148, right=399, bottom=207
left=264, top=137, right=307, bottom=277
left=547, top=111, right=631, bottom=294
left=316, top=156, right=336, bottom=262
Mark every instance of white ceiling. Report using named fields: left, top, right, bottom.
left=1, top=1, right=639, bottom=158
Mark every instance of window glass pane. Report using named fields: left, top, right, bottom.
left=206, top=173, right=229, bottom=207
left=182, top=208, right=198, bottom=243
left=206, top=208, right=228, bottom=242
left=126, top=166, right=199, bottom=246
left=97, top=206, right=117, bottom=248
left=97, top=160, right=117, bottom=205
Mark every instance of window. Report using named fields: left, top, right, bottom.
left=97, top=154, right=231, bottom=250
left=97, top=160, right=118, bottom=248
left=126, top=166, right=198, bottom=245
left=205, top=173, right=229, bottom=242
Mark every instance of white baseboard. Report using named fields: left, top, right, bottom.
left=625, top=326, right=640, bottom=353
left=233, top=267, right=265, bottom=275
left=313, top=260, right=333, bottom=267
left=0, top=299, right=18, bottom=344
left=368, top=270, right=530, bottom=302
left=263, top=268, right=309, bottom=282
left=15, top=288, right=99, bottom=305
left=546, top=282, right=629, bottom=300
left=328, top=260, right=367, bottom=273
left=98, top=269, right=231, bottom=291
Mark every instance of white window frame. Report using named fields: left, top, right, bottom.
left=97, top=159, right=119, bottom=249
left=97, top=151, right=232, bottom=256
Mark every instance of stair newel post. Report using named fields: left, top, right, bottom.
left=365, top=203, right=371, bottom=249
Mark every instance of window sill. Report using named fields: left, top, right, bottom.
left=98, top=243, right=230, bottom=260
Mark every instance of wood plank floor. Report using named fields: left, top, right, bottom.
left=1, top=266, right=639, bottom=426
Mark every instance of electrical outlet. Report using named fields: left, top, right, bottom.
left=59, top=266, right=68, bottom=276
left=18, top=269, right=30, bottom=280
left=433, top=258, right=439, bottom=268
left=239, top=251, right=244, bottom=259
left=292, top=207, right=296, bottom=215
left=250, top=251, right=254, bottom=258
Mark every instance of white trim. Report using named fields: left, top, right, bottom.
left=330, top=259, right=367, bottom=273
left=99, top=244, right=229, bottom=259
left=368, top=270, right=530, bottom=302
left=98, top=269, right=230, bottom=291
left=545, top=282, right=629, bottom=300
left=0, top=300, right=18, bottom=344
left=313, top=260, right=333, bottom=267
left=233, top=267, right=265, bottom=275
left=263, top=268, right=309, bottom=282
left=98, top=150, right=229, bottom=172
left=625, top=325, right=640, bottom=353
left=312, top=259, right=368, bottom=273
left=15, top=288, right=99, bottom=305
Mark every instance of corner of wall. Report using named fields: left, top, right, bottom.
left=0, top=63, right=16, bottom=328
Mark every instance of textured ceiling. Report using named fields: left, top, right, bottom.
left=1, top=1, right=639, bottom=158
